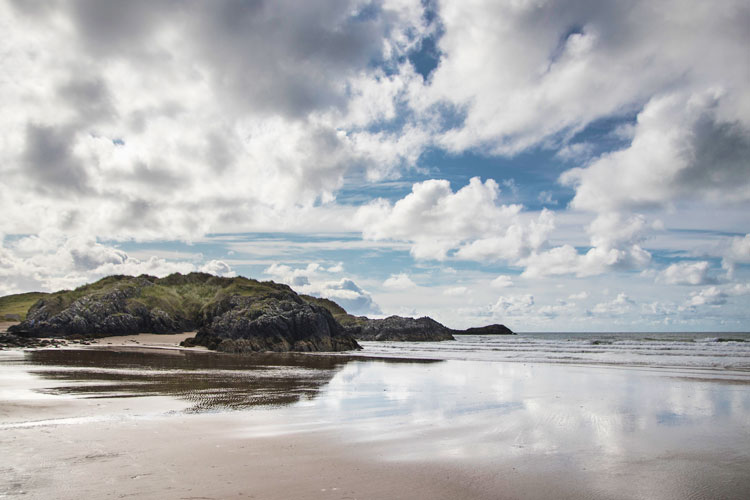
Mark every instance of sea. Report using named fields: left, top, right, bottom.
left=358, top=331, right=750, bottom=371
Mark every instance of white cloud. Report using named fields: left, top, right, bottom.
left=455, top=209, right=555, bottom=262
left=422, top=1, right=750, bottom=166
left=491, top=294, right=534, bottom=317
left=490, top=275, right=514, bottom=289
left=0, top=233, right=231, bottom=295
left=685, top=287, right=727, bottom=307
left=658, top=261, right=715, bottom=286
left=357, top=177, right=519, bottom=260
left=263, top=262, right=380, bottom=315
left=314, top=279, right=382, bottom=316
left=561, top=92, right=750, bottom=212
left=520, top=212, right=651, bottom=278
left=680, top=282, right=750, bottom=311
left=590, top=293, right=635, bottom=315
left=443, top=286, right=468, bottom=297
left=568, top=291, right=589, bottom=300
left=326, top=262, right=344, bottom=273
left=538, top=301, right=577, bottom=319
left=723, top=234, right=750, bottom=276
left=265, top=263, right=322, bottom=287
left=198, top=260, right=236, bottom=278
left=0, top=0, right=431, bottom=243
left=383, top=273, right=417, bottom=290
left=357, top=177, right=557, bottom=263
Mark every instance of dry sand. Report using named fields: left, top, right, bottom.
left=87, top=331, right=201, bottom=349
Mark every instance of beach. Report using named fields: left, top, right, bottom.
left=2, top=334, right=750, bottom=499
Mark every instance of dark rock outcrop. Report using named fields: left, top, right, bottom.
left=346, top=315, right=456, bottom=341
left=453, top=324, right=514, bottom=335
left=7, top=273, right=361, bottom=353
left=9, top=278, right=192, bottom=337
left=0, top=333, right=67, bottom=349
left=186, top=295, right=360, bottom=352
left=3, top=272, right=511, bottom=351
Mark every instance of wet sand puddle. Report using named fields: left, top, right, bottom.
left=5, top=347, right=437, bottom=412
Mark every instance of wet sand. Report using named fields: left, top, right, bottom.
left=1, top=411, right=527, bottom=500
left=2, top=346, right=750, bottom=499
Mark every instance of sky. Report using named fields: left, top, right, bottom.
left=1, top=0, right=749, bottom=332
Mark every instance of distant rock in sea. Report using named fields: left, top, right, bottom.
left=346, top=315, right=456, bottom=341
left=453, top=324, right=514, bottom=335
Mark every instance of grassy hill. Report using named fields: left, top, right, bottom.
left=0, top=292, right=49, bottom=321
left=4, top=272, right=309, bottom=327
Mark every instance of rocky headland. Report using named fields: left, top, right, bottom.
left=7, top=273, right=359, bottom=353
left=3, top=272, right=512, bottom=352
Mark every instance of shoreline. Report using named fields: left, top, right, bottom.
left=3, top=329, right=750, bottom=379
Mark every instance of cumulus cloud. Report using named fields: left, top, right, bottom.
left=491, top=294, right=535, bottom=317
left=490, top=275, right=514, bottom=289
left=199, top=260, right=237, bottom=278
left=0, top=233, right=233, bottom=296
left=683, top=282, right=750, bottom=309
left=561, top=92, right=750, bottom=212
left=590, top=293, right=635, bottom=315
left=0, top=0, right=431, bottom=243
left=357, top=177, right=553, bottom=261
left=264, top=262, right=380, bottom=315
left=658, top=261, right=716, bottom=286
left=314, top=279, right=382, bottom=316
left=722, top=234, right=750, bottom=276
left=265, top=263, right=321, bottom=287
left=520, top=212, right=651, bottom=278
left=685, top=287, right=727, bottom=307
left=383, top=273, right=417, bottom=290
left=422, top=0, right=750, bottom=164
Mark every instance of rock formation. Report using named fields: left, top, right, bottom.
left=185, top=295, right=360, bottom=353
left=8, top=273, right=360, bottom=353
left=4, top=272, right=513, bottom=351
left=345, top=315, right=456, bottom=341
left=453, top=324, right=514, bottom=335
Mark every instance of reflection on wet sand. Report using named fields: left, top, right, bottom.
left=20, top=348, right=439, bottom=412
left=3, top=347, right=750, bottom=499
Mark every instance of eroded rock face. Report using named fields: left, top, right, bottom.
left=347, top=316, right=456, bottom=341
left=187, top=296, right=361, bottom=353
left=9, top=280, right=193, bottom=337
